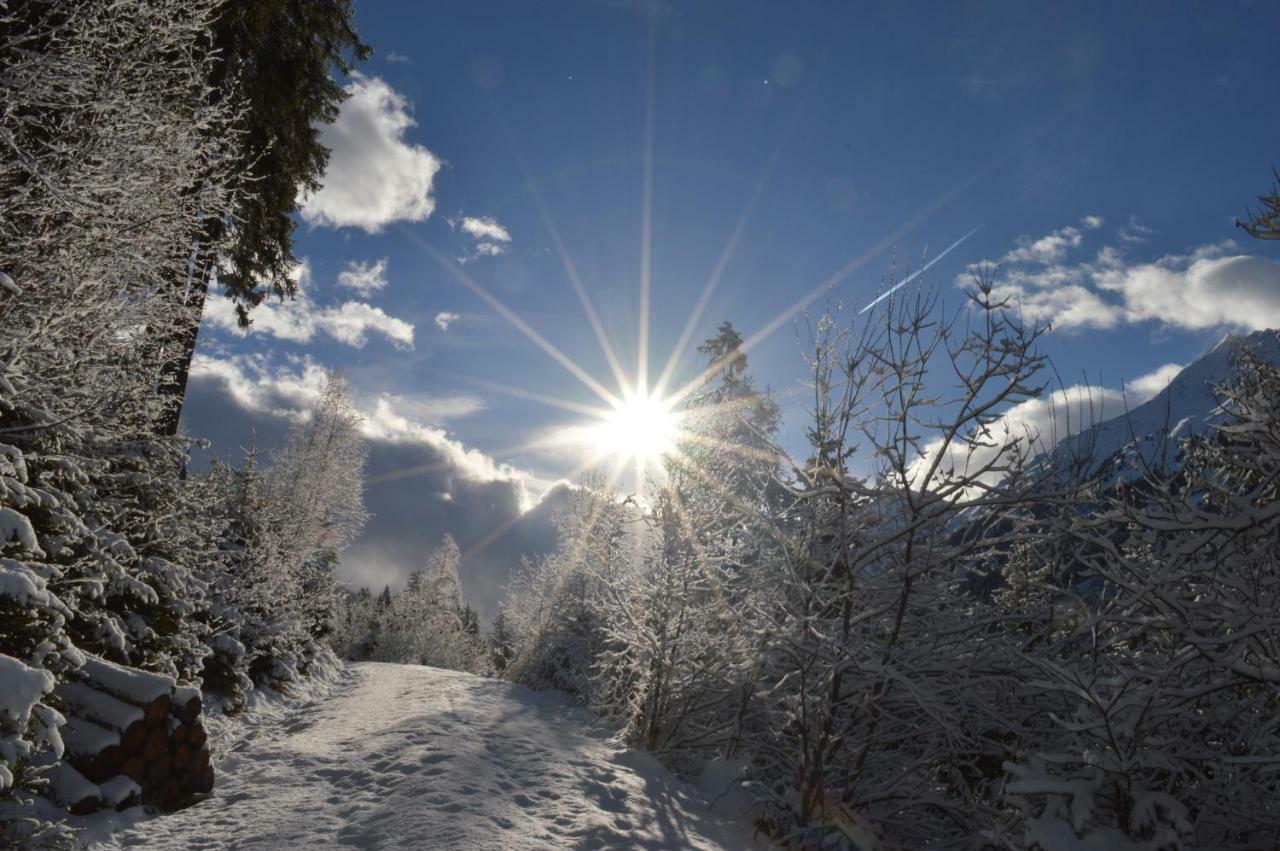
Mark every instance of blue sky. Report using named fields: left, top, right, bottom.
left=184, top=1, right=1280, bottom=617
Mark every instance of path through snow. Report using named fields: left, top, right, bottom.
left=87, top=663, right=761, bottom=850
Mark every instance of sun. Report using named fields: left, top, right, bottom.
left=590, top=389, right=682, bottom=465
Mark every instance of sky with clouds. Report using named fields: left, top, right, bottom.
left=182, top=0, right=1280, bottom=620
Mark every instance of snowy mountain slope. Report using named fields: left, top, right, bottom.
left=82, top=663, right=762, bottom=850
left=1051, top=329, right=1280, bottom=481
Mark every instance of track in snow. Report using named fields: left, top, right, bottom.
left=88, top=662, right=760, bottom=850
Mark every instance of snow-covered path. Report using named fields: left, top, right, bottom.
left=88, top=663, right=759, bottom=850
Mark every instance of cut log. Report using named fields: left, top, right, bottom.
left=146, top=752, right=172, bottom=786
left=122, top=755, right=146, bottom=784
left=156, top=780, right=180, bottom=813
left=171, top=723, right=190, bottom=746
left=142, top=728, right=168, bottom=761
left=187, top=723, right=206, bottom=750
left=55, top=682, right=144, bottom=735
left=173, top=743, right=190, bottom=769
left=60, top=714, right=119, bottom=759
left=144, top=693, right=172, bottom=726
left=78, top=655, right=175, bottom=708
left=194, top=763, right=214, bottom=794
left=50, top=763, right=100, bottom=816
left=91, top=744, right=124, bottom=782
left=121, top=719, right=148, bottom=754
left=173, top=685, right=201, bottom=724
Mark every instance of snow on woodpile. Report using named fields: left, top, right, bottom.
left=45, top=655, right=213, bottom=816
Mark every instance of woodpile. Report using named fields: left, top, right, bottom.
left=52, top=655, right=213, bottom=815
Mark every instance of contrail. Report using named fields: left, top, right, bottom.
left=858, top=226, right=981, bottom=314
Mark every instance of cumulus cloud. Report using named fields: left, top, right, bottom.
left=1093, top=247, right=1280, bottom=331
left=337, top=258, right=389, bottom=295
left=435, top=311, right=461, bottom=331
left=1002, top=224, right=1086, bottom=265
left=205, top=259, right=414, bottom=349
left=300, top=74, right=441, bottom=233
left=183, top=352, right=562, bottom=621
left=976, top=219, right=1280, bottom=333
left=452, top=214, right=511, bottom=261
left=385, top=50, right=412, bottom=65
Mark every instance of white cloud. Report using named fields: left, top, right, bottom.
left=190, top=354, right=518, bottom=488
left=205, top=259, right=414, bottom=349
left=385, top=51, right=412, bottom=65
left=459, top=216, right=511, bottom=244
left=300, top=74, right=441, bottom=233
left=1093, top=247, right=1280, bottom=331
left=378, top=392, right=486, bottom=424
left=435, top=311, right=460, bottom=331
left=976, top=219, right=1280, bottom=333
left=1118, top=215, right=1154, bottom=244
left=337, top=258, right=389, bottom=295
left=1080, top=215, right=1105, bottom=230
left=1002, top=224, right=1086, bottom=265
left=1126, top=362, right=1182, bottom=400
left=188, top=352, right=330, bottom=422
left=453, top=214, right=511, bottom=260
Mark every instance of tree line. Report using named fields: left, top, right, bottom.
left=0, top=0, right=369, bottom=842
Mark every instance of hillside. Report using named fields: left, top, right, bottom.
left=1052, top=329, right=1280, bottom=481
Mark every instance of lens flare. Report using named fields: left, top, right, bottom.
left=591, top=389, right=681, bottom=466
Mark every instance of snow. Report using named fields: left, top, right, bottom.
left=0, top=653, right=55, bottom=729
left=0, top=506, right=42, bottom=555
left=54, top=682, right=144, bottom=733
left=79, top=654, right=175, bottom=705
left=59, top=715, right=118, bottom=758
left=1050, top=329, right=1280, bottom=479
left=50, top=763, right=98, bottom=809
left=82, top=663, right=762, bottom=850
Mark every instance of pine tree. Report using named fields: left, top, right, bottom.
left=155, top=0, right=371, bottom=434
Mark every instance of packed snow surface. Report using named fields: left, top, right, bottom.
left=87, top=663, right=760, bottom=850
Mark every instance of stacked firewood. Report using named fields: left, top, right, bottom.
left=51, top=656, right=213, bottom=814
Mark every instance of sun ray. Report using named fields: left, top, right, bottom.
left=637, top=8, right=657, bottom=393
left=492, top=114, right=632, bottom=393
left=653, top=101, right=804, bottom=399
left=419, top=368, right=612, bottom=419
left=666, top=484, right=730, bottom=611
left=398, top=225, right=623, bottom=409
left=666, top=165, right=999, bottom=408
left=460, top=454, right=601, bottom=564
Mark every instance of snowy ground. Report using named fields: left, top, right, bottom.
left=81, top=662, right=762, bottom=850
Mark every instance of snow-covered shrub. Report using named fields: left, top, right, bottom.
left=1000, top=348, right=1280, bottom=849
left=502, top=479, right=630, bottom=702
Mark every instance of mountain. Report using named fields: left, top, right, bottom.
left=1052, top=329, right=1280, bottom=484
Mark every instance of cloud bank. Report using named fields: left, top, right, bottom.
left=975, top=218, right=1280, bottom=333
left=184, top=353, right=564, bottom=621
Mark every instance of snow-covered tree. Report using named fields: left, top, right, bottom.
left=368, top=537, right=487, bottom=673
left=502, top=478, right=631, bottom=702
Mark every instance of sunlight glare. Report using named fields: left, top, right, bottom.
left=592, top=390, right=681, bottom=466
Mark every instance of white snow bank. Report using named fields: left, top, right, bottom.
left=84, top=662, right=762, bottom=850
